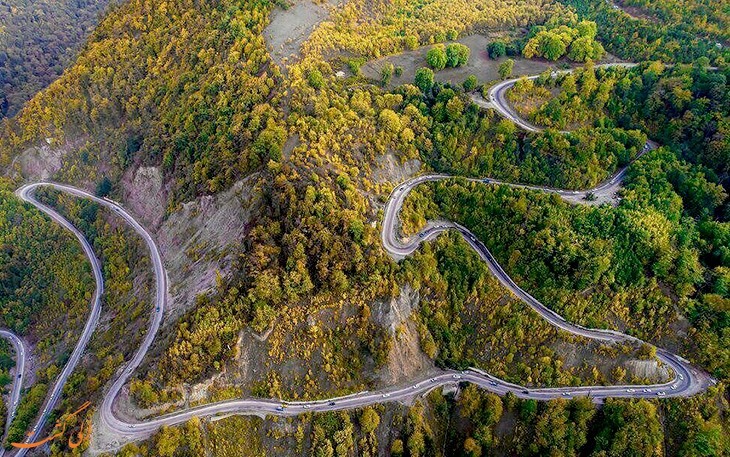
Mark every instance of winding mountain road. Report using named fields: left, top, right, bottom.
left=2, top=63, right=715, bottom=451
left=484, top=63, right=638, bottom=132
left=0, top=331, right=25, bottom=456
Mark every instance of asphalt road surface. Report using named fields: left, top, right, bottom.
left=0, top=331, right=25, bottom=456
left=482, top=63, right=638, bottom=134
left=2, top=63, right=715, bottom=451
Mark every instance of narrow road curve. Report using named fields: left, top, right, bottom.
left=483, top=63, right=638, bottom=130
left=11, top=184, right=106, bottom=456
left=382, top=172, right=713, bottom=395
left=13, top=183, right=165, bottom=454
left=0, top=330, right=25, bottom=457
left=4, top=63, right=714, bottom=450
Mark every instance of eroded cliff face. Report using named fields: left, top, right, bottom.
left=123, top=165, right=259, bottom=318
left=372, top=284, right=440, bottom=385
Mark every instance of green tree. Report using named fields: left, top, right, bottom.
left=568, top=36, right=605, bottom=62
left=415, top=67, right=434, bottom=92
left=427, top=45, right=447, bottom=70
left=360, top=407, right=380, bottom=433
left=405, top=35, right=419, bottom=50
left=499, top=59, right=515, bottom=79
left=308, top=69, right=324, bottom=89
left=378, top=109, right=402, bottom=133
left=95, top=176, right=112, bottom=197
left=463, top=74, right=478, bottom=91
left=446, top=43, right=470, bottom=67
left=488, top=41, right=506, bottom=59
left=381, top=63, right=394, bottom=86
left=464, top=437, right=482, bottom=457
left=577, top=20, right=598, bottom=39
left=541, top=32, right=567, bottom=60
left=391, top=439, right=404, bottom=456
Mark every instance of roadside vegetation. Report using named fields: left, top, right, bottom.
left=0, top=340, right=12, bottom=435
left=559, top=0, right=730, bottom=64
left=30, top=188, right=153, bottom=453
left=506, top=62, right=729, bottom=193
left=114, top=385, right=729, bottom=456
left=0, top=0, right=728, bottom=452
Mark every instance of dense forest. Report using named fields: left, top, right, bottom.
left=618, top=0, right=729, bottom=42
left=0, top=0, right=114, bottom=118
left=416, top=81, right=646, bottom=188
left=559, top=0, right=730, bottom=64
left=0, top=340, right=11, bottom=431
left=26, top=188, right=153, bottom=455
left=0, top=0, right=283, bottom=204
left=0, top=182, right=95, bottom=446
left=406, top=146, right=728, bottom=379
left=505, top=62, right=729, bottom=198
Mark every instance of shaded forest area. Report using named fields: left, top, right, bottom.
left=559, top=0, right=730, bottom=64
left=0, top=0, right=114, bottom=118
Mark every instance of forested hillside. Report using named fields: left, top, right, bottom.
left=0, top=0, right=728, bottom=454
left=506, top=63, right=729, bottom=198
left=619, top=0, right=729, bottom=42
left=559, top=0, right=730, bottom=63
left=0, top=182, right=95, bottom=446
left=1, top=0, right=283, bottom=203
left=0, top=0, right=114, bottom=118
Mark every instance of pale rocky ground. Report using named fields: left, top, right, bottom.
left=12, top=136, right=88, bottom=180
left=554, top=341, right=670, bottom=384
left=264, top=0, right=344, bottom=68
left=372, top=285, right=439, bottom=385
left=122, top=166, right=259, bottom=320
left=372, top=153, right=422, bottom=185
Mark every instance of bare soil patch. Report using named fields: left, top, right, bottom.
left=613, top=1, right=658, bottom=22
left=264, top=0, right=343, bottom=68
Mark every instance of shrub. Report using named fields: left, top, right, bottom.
left=426, top=45, right=447, bottom=70
left=487, top=41, right=506, bottom=59
left=415, top=67, right=434, bottom=92
left=308, top=69, right=324, bottom=89
left=446, top=43, right=470, bottom=67
left=463, top=74, right=478, bottom=91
